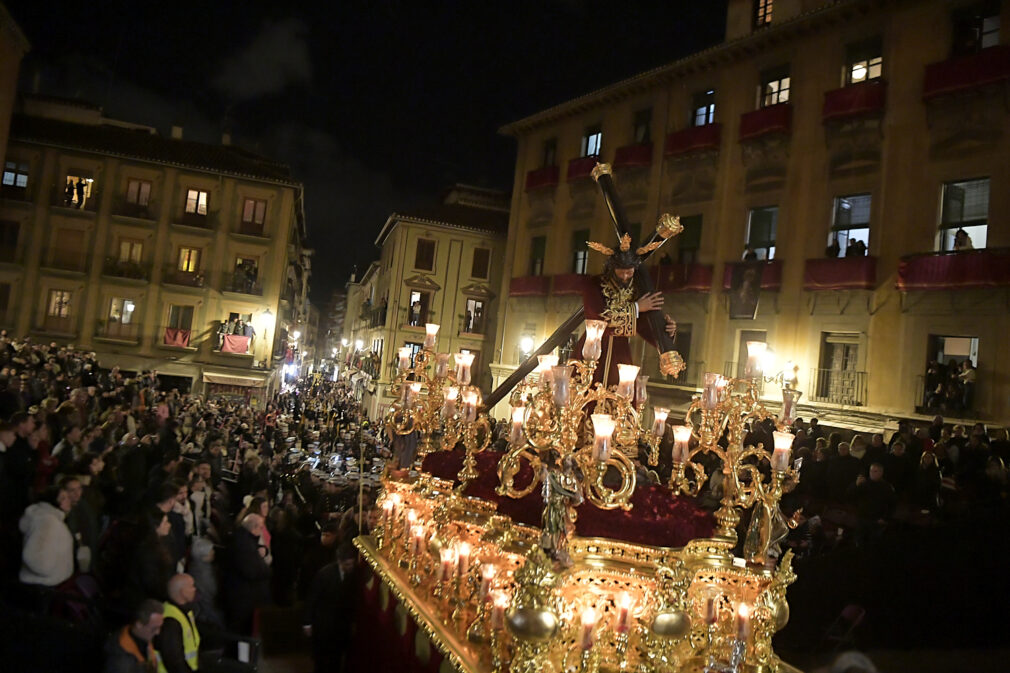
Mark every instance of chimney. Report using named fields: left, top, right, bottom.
left=221, top=131, right=232, bottom=146
left=170, top=125, right=183, bottom=140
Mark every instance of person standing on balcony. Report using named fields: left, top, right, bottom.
left=958, top=360, right=976, bottom=411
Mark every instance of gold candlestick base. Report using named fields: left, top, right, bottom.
left=579, top=646, right=601, bottom=673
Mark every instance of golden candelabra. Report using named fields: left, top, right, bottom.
left=384, top=323, right=491, bottom=488
left=495, top=325, right=666, bottom=563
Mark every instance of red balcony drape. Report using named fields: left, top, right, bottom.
left=822, top=81, right=887, bottom=122
left=613, top=142, right=653, bottom=168
left=803, top=256, right=877, bottom=290
left=524, top=164, right=560, bottom=191
left=739, top=104, right=792, bottom=141
left=897, top=249, right=1010, bottom=291
left=221, top=334, right=251, bottom=354
left=923, top=45, right=1010, bottom=100
left=163, top=328, right=191, bottom=347
left=664, top=123, right=722, bottom=156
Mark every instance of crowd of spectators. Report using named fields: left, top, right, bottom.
left=0, top=333, right=390, bottom=672
left=923, top=359, right=977, bottom=414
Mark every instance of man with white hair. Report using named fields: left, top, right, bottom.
left=154, top=574, right=200, bottom=672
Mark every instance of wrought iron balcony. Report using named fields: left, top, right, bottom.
left=103, top=257, right=151, bottom=280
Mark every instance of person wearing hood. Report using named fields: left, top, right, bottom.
left=104, top=599, right=164, bottom=673
left=19, top=484, right=75, bottom=586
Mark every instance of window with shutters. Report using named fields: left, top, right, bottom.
left=471, top=248, right=490, bottom=279
left=572, top=229, right=590, bottom=274
left=167, top=304, right=195, bottom=330
left=45, top=289, right=73, bottom=332
left=2, top=161, right=29, bottom=193
left=691, top=90, right=716, bottom=127
left=951, top=1, right=1001, bottom=56
left=185, top=189, right=208, bottom=215
left=754, top=0, right=773, bottom=28
left=529, top=236, right=547, bottom=276
left=746, top=207, right=778, bottom=260
left=677, top=215, right=703, bottom=264
left=581, top=125, right=602, bottom=157
left=414, top=238, right=436, bottom=271
left=241, top=198, right=267, bottom=235
left=939, top=178, right=989, bottom=251
left=0, top=220, right=19, bottom=263
left=178, top=247, right=201, bottom=273
left=126, top=179, right=152, bottom=206
left=119, top=239, right=144, bottom=264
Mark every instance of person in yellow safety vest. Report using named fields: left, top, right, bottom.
left=155, top=574, right=202, bottom=672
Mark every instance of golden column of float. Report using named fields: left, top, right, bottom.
left=384, top=322, right=492, bottom=487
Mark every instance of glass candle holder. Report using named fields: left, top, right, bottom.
left=509, top=406, right=525, bottom=444
left=435, top=352, right=450, bottom=378
left=406, top=382, right=422, bottom=408
left=617, top=364, right=639, bottom=399
left=635, top=374, right=649, bottom=407
left=462, top=389, right=479, bottom=422
left=423, top=323, right=439, bottom=350
left=398, top=346, right=413, bottom=372
left=455, top=352, right=474, bottom=385
left=591, top=414, right=615, bottom=462
left=441, top=386, right=459, bottom=418
left=702, top=372, right=727, bottom=410
left=551, top=365, right=572, bottom=406
left=744, top=341, right=767, bottom=379
left=582, top=320, right=606, bottom=361
left=652, top=407, right=669, bottom=437
left=537, top=353, right=558, bottom=385
left=580, top=607, right=598, bottom=650
left=672, top=425, right=692, bottom=463
left=771, top=431, right=794, bottom=471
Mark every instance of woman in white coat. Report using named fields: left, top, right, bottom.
left=19, top=485, right=75, bottom=586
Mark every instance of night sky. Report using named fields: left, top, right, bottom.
left=9, top=0, right=727, bottom=304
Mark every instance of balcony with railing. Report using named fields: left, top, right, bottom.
left=808, top=368, right=867, bottom=406
left=803, top=256, right=877, bottom=291
left=102, top=257, right=151, bottom=281
left=111, top=196, right=158, bottom=222
left=509, top=275, right=551, bottom=297
left=0, top=183, right=31, bottom=203
left=650, top=263, right=715, bottom=292
left=46, top=249, right=88, bottom=274
left=823, top=81, right=887, bottom=123
left=51, top=183, right=100, bottom=214
left=739, top=104, right=792, bottom=142
left=173, top=210, right=218, bottom=231
left=366, top=306, right=387, bottom=329
left=236, top=221, right=268, bottom=237
left=40, top=315, right=74, bottom=335
left=923, top=45, right=1010, bottom=100
left=664, top=124, right=722, bottom=157
left=897, top=248, right=1010, bottom=291
left=613, top=142, right=653, bottom=169
left=162, top=326, right=193, bottom=348
left=162, top=265, right=205, bottom=288
left=222, top=271, right=263, bottom=296
left=525, top=165, right=560, bottom=192
left=566, top=155, right=599, bottom=182
left=98, top=320, right=139, bottom=342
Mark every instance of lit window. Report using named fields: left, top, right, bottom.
left=952, top=2, right=1001, bottom=56
left=109, top=298, right=136, bottom=324
left=581, top=125, right=602, bottom=157
left=63, top=174, right=95, bottom=209
left=829, top=194, right=872, bottom=257
left=47, top=290, right=72, bottom=318
left=940, top=178, right=989, bottom=251
left=463, top=298, right=486, bottom=333
left=759, top=66, right=790, bottom=107
left=242, top=198, right=267, bottom=225
left=846, top=38, right=883, bottom=84
left=168, top=304, right=194, bottom=330
left=746, top=207, right=778, bottom=260
left=691, top=90, right=716, bottom=127
left=2, top=161, right=29, bottom=189
left=126, top=179, right=152, bottom=206
left=407, top=291, right=431, bottom=326
left=754, top=0, right=773, bottom=28
left=178, top=247, right=201, bottom=273
left=185, top=189, right=208, bottom=215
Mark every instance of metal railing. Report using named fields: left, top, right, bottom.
left=48, top=251, right=88, bottom=273
left=111, top=195, right=158, bottom=220
left=222, top=271, right=263, bottom=295
left=162, top=265, right=205, bottom=288
left=41, top=315, right=74, bottom=334
left=103, top=257, right=151, bottom=280
left=807, top=368, right=867, bottom=406
left=237, top=221, right=266, bottom=237
left=100, top=321, right=139, bottom=340
left=175, top=210, right=218, bottom=230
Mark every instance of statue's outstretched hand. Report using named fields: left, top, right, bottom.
left=636, top=291, right=664, bottom=312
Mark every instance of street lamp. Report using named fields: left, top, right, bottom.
left=354, top=339, right=364, bottom=351
left=341, top=338, right=349, bottom=347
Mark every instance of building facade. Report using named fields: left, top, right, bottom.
left=492, top=0, right=1010, bottom=427
left=342, top=185, right=509, bottom=419
left=0, top=97, right=311, bottom=402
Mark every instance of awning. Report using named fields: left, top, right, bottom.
left=203, top=372, right=268, bottom=388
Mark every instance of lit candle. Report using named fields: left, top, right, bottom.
left=441, top=386, right=459, bottom=418
left=406, top=382, right=422, bottom=409
left=551, top=365, right=572, bottom=406
left=398, top=346, right=413, bottom=372
left=455, top=352, right=475, bottom=386
left=744, top=341, right=767, bottom=379
left=438, top=547, right=456, bottom=583
left=410, top=524, right=425, bottom=556
left=781, top=387, right=800, bottom=425
left=382, top=499, right=394, bottom=527
left=390, top=493, right=402, bottom=519
left=616, top=592, right=633, bottom=633
left=771, top=430, right=794, bottom=471
left=537, top=354, right=558, bottom=385
left=405, top=508, right=417, bottom=537
left=435, top=352, right=450, bottom=378
left=509, top=406, right=525, bottom=444
left=582, top=320, right=606, bottom=361
left=635, top=374, right=649, bottom=407
left=423, top=323, right=440, bottom=350
left=462, top=389, right=479, bottom=422
left=616, top=364, right=639, bottom=399
left=457, top=542, right=470, bottom=578
left=479, top=564, right=496, bottom=602
left=672, top=425, right=692, bottom=464
left=736, top=603, right=751, bottom=640
left=580, top=607, right=598, bottom=650
left=652, top=407, right=669, bottom=438
left=591, top=414, right=615, bottom=462
left=490, top=591, right=508, bottom=630
left=702, top=372, right=727, bottom=410
left=705, top=596, right=718, bottom=625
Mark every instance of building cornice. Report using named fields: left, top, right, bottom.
left=499, top=0, right=889, bottom=137
left=374, top=212, right=508, bottom=247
